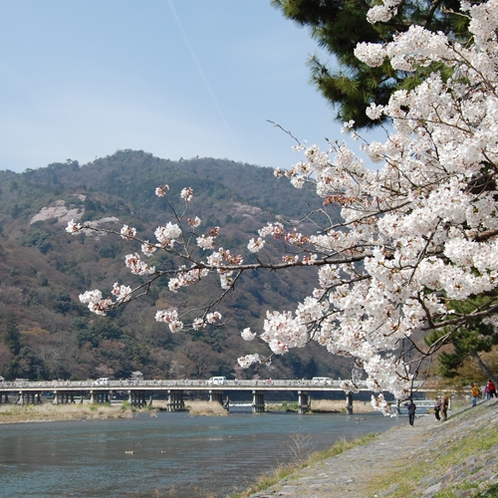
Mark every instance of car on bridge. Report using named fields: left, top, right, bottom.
left=312, top=377, right=332, bottom=386
left=208, top=376, right=227, bottom=386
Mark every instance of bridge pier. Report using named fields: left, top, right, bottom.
left=17, top=391, right=42, bottom=405
left=346, top=391, right=354, bottom=415
left=252, top=390, right=265, bottom=413
left=128, top=390, right=147, bottom=407
left=298, top=391, right=310, bottom=414
left=167, top=390, right=184, bottom=411
left=89, top=390, right=110, bottom=404
left=209, top=390, right=223, bottom=404
left=53, top=391, right=76, bottom=404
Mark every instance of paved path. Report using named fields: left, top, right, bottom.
left=249, top=399, right=498, bottom=498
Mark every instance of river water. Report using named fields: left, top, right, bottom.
left=0, top=410, right=402, bottom=498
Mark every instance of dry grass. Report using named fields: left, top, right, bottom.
left=0, top=399, right=229, bottom=423
left=0, top=402, right=137, bottom=424
left=310, top=399, right=375, bottom=413
left=184, top=400, right=228, bottom=416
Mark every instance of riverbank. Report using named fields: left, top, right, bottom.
left=0, top=400, right=230, bottom=423
left=263, top=399, right=375, bottom=413
left=0, top=398, right=374, bottom=424
left=0, top=402, right=139, bottom=424
left=244, top=398, right=498, bottom=498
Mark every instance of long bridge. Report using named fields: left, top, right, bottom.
left=0, top=378, right=429, bottom=414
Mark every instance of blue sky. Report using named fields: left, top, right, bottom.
left=0, top=0, right=351, bottom=173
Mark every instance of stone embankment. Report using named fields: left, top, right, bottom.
left=250, top=399, right=498, bottom=498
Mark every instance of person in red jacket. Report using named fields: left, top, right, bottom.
left=487, top=380, right=496, bottom=399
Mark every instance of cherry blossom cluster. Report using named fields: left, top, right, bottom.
left=156, top=309, right=184, bottom=333
left=197, top=226, right=219, bottom=250
left=124, top=253, right=156, bottom=276
left=79, top=289, right=112, bottom=316
left=241, top=327, right=257, bottom=341
left=67, top=186, right=230, bottom=332
left=168, top=267, right=209, bottom=293
left=366, top=0, right=401, bottom=23
left=249, top=222, right=317, bottom=265
left=260, top=310, right=310, bottom=355
left=237, top=353, right=262, bottom=369
left=191, top=311, right=224, bottom=331
left=111, top=283, right=132, bottom=303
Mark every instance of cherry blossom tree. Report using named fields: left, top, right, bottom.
left=67, top=0, right=498, bottom=414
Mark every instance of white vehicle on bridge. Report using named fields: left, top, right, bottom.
left=208, top=376, right=226, bottom=386
left=312, top=377, right=332, bottom=386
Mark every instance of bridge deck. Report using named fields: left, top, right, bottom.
left=0, top=378, right=428, bottom=393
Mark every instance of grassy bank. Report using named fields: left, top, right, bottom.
left=310, top=399, right=374, bottom=413
left=362, top=405, right=498, bottom=497
left=0, top=397, right=373, bottom=424
left=265, top=399, right=375, bottom=413
left=0, top=399, right=230, bottom=423
left=231, top=401, right=498, bottom=498
left=230, top=433, right=379, bottom=498
left=0, top=402, right=140, bottom=424
left=184, top=400, right=227, bottom=416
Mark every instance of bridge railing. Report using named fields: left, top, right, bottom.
left=0, top=378, right=426, bottom=391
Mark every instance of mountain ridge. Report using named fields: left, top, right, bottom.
left=0, top=150, right=351, bottom=383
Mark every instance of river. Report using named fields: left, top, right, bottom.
left=0, top=410, right=402, bottom=498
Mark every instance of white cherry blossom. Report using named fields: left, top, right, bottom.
left=241, top=328, right=256, bottom=341
left=206, top=311, right=222, bottom=324
left=180, top=187, right=194, bottom=202
left=237, top=353, right=262, bottom=369
left=66, top=219, right=82, bottom=233
left=155, top=223, right=182, bottom=244
left=120, top=225, right=136, bottom=240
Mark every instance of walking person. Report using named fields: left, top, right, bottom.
left=487, top=379, right=496, bottom=398
left=441, top=394, right=449, bottom=421
left=406, top=398, right=416, bottom=426
left=434, top=396, right=442, bottom=420
left=471, top=384, right=480, bottom=406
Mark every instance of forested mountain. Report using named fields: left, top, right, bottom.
left=0, top=150, right=351, bottom=382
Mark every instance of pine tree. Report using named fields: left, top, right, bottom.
left=425, top=299, right=498, bottom=386
left=272, top=0, right=471, bottom=128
